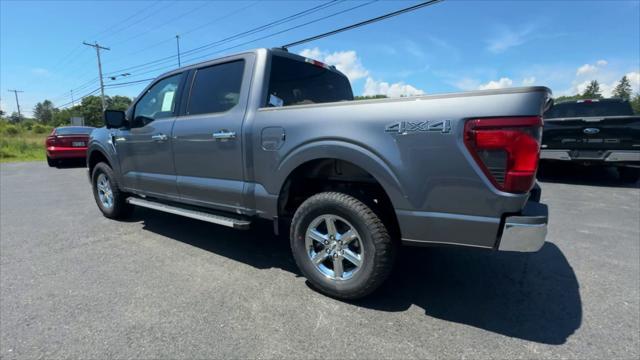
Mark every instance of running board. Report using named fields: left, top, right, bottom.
left=126, top=197, right=251, bottom=230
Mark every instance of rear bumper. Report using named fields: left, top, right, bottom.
left=497, top=202, right=548, bottom=252
left=540, top=149, right=640, bottom=163
left=46, top=146, right=87, bottom=159
left=398, top=190, right=548, bottom=253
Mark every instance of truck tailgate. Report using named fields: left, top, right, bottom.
left=543, top=116, right=640, bottom=150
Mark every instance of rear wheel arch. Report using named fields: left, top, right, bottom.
left=274, top=141, right=406, bottom=207
left=276, top=157, right=402, bottom=241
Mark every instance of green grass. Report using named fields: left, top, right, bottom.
left=0, top=123, right=51, bottom=163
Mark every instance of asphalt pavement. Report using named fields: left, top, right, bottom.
left=1, top=161, right=638, bottom=359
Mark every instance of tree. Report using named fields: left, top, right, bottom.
left=354, top=95, right=388, bottom=100
left=631, top=93, right=640, bottom=114
left=582, top=80, right=602, bottom=99
left=33, top=100, right=57, bottom=124
left=8, top=112, right=21, bottom=123
left=108, top=95, right=132, bottom=111
left=79, top=96, right=104, bottom=127
left=554, top=95, right=583, bottom=102
left=612, top=76, right=632, bottom=100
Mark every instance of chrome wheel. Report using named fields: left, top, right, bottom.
left=96, top=173, right=114, bottom=209
left=305, top=214, right=364, bottom=281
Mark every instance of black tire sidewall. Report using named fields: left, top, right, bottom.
left=290, top=194, right=387, bottom=297
left=91, top=163, right=123, bottom=218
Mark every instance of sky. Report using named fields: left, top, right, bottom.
left=1, top=0, right=639, bottom=116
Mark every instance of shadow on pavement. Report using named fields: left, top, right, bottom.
left=52, top=158, right=87, bottom=169
left=538, top=162, right=639, bottom=189
left=354, top=243, right=582, bottom=345
left=137, top=208, right=582, bottom=345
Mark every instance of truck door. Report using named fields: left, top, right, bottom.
left=115, top=72, right=185, bottom=197
left=171, top=55, right=252, bottom=212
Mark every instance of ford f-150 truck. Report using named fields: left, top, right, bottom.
left=540, top=98, right=640, bottom=182
left=88, top=48, right=551, bottom=299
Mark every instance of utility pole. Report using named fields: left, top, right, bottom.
left=176, top=35, right=181, bottom=67
left=83, top=41, right=110, bottom=111
left=7, top=89, right=24, bottom=121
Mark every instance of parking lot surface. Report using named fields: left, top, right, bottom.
left=1, top=162, right=638, bottom=359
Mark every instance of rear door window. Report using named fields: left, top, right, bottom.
left=186, top=60, right=245, bottom=116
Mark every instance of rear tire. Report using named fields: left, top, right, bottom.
left=91, top=162, right=133, bottom=219
left=618, top=167, right=640, bottom=183
left=290, top=192, right=395, bottom=300
left=46, top=156, right=57, bottom=167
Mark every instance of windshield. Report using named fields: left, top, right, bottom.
left=55, top=127, right=94, bottom=135
left=266, top=54, right=353, bottom=107
left=545, top=100, right=634, bottom=118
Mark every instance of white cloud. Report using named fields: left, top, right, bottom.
left=478, top=77, right=513, bottom=90
left=364, top=77, right=425, bottom=98
left=576, top=60, right=608, bottom=76
left=576, top=64, right=597, bottom=76
left=522, top=77, right=536, bottom=86
left=300, top=47, right=424, bottom=97
left=298, top=47, right=322, bottom=60
left=403, top=39, right=425, bottom=58
left=453, top=78, right=481, bottom=91
left=31, top=68, right=50, bottom=77
left=486, top=24, right=536, bottom=53
left=299, top=47, right=368, bottom=81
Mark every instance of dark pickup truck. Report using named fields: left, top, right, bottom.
left=541, top=98, right=640, bottom=182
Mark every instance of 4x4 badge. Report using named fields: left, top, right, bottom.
left=385, top=120, right=451, bottom=134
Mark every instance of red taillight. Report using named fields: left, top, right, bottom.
left=464, top=116, right=542, bottom=193
left=46, top=129, right=57, bottom=146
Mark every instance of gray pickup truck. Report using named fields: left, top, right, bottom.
left=88, top=48, right=550, bottom=299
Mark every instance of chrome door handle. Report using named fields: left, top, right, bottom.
left=151, top=134, right=168, bottom=141
left=212, top=131, right=236, bottom=140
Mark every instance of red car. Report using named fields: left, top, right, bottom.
left=45, top=126, right=95, bottom=167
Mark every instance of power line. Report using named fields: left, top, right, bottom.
left=56, top=0, right=442, bottom=102
left=105, top=78, right=156, bottom=88
left=87, top=0, right=164, bottom=41
left=98, top=0, right=375, bottom=87
left=58, top=88, right=101, bottom=109
left=95, top=1, right=173, bottom=43
left=177, top=1, right=377, bottom=65
left=128, top=0, right=260, bottom=56
left=111, top=1, right=213, bottom=47
left=104, top=0, right=343, bottom=77
left=283, top=0, right=444, bottom=48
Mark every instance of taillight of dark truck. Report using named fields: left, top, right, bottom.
left=464, top=116, right=543, bottom=193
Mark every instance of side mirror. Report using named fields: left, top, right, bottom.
left=104, top=110, right=126, bottom=129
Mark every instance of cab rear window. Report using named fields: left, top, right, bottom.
left=266, top=55, right=353, bottom=107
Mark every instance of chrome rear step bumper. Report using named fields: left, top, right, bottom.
left=498, top=202, right=548, bottom=252
left=540, top=149, right=640, bottom=162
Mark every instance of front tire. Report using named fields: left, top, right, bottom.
left=91, top=162, right=133, bottom=219
left=290, top=192, right=395, bottom=300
